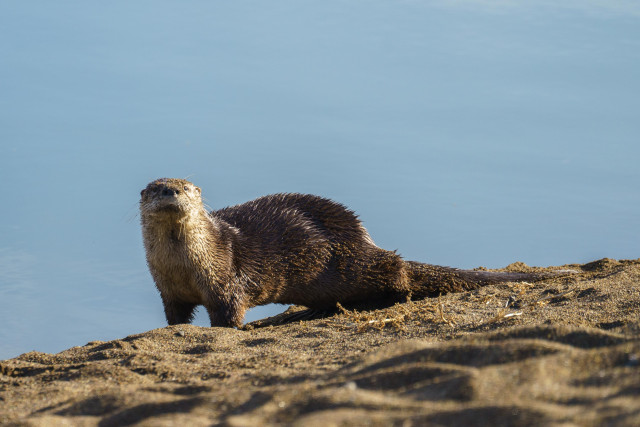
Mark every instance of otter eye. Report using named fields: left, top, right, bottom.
left=183, top=186, right=189, bottom=192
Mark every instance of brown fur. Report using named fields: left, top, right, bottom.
left=140, top=178, right=569, bottom=327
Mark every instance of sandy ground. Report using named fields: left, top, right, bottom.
left=1, top=258, right=639, bottom=426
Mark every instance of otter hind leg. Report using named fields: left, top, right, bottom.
left=358, top=248, right=412, bottom=299
left=243, top=307, right=337, bottom=329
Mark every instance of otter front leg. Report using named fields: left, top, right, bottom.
left=161, top=295, right=197, bottom=325
left=200, top=277, right=246, bottom=328
left=205, top=293, right=246, bottom=328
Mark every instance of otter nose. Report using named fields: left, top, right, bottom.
left=161, top=188, right=180, bottom=196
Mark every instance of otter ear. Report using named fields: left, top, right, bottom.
left=140, top=188, right=147, bottom=198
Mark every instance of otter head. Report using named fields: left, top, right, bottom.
left=140, top=178, right=203, bottom=220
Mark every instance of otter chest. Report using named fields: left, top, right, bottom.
left=148, top=233, right=205, bottom=299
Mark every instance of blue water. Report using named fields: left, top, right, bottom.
left=1, top=2, right=639, bottom=360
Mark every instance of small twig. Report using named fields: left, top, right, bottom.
left=489, top=310, right=523, bottom=323
left=367, top=318, right=394, bottom=324
left=503, top=311, right=523, bottom=318
left=438, top=295, right=457, bottom=326
left=531, top=290, right=574, bottom=306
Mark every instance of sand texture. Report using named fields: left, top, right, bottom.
left=1, top=258, right=639, bottom=426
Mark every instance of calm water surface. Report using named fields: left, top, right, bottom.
left=1, top=1, right=639, bottom=359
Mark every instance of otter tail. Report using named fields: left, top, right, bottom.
left=405, top=261, right=576, bottom=299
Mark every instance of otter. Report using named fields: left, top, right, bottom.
left=140, top=178, right=571, bottom=327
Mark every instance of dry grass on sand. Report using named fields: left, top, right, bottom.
left=1, top=258, right=640, bottom=426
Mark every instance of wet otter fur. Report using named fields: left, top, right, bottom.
left=140, top=178, right=571, bottom=327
